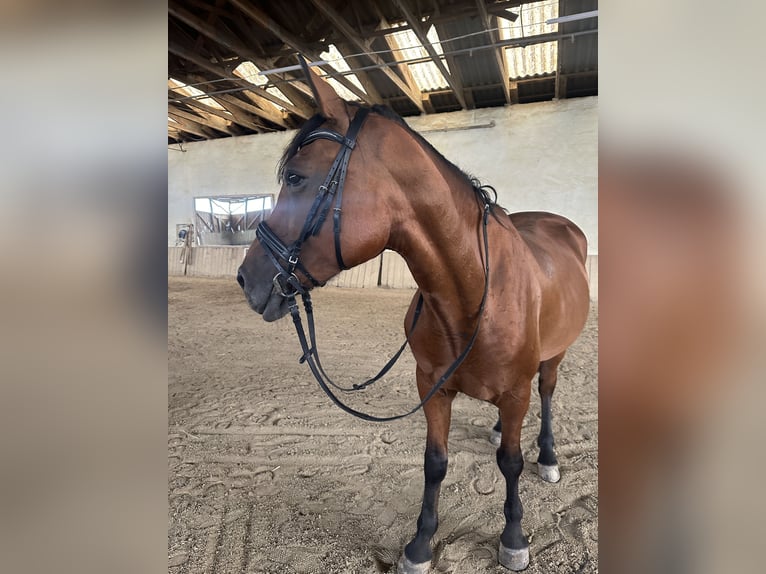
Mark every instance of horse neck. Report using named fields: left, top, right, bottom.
left=391, top=164, right=491, bottom=321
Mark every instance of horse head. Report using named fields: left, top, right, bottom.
left=237, top=60, right=405, bottom=321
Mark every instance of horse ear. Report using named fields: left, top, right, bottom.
left=298, top=55, right=349, bottom=127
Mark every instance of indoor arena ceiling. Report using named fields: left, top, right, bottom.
left=168, top=0, right=598, bottom=144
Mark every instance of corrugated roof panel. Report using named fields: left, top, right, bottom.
left=318, top=44, right=367, bottom=102
left=557, top=0, right=598, bottom=75
left=498, top=0, right=559, bottom=79
left=505, top=41, right=558, bottom=79
left=501, top=1, right=559, bottom=37
left=435, top=18, right=501, bottom=87
left=389, top=26, right=450, bottom=92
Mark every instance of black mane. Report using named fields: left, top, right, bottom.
left=278, top=104, right=498, bottom=209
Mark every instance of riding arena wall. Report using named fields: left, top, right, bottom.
left=168, top=97, right=598, bottom=299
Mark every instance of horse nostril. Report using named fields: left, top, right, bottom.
left=236, top=268, right=246, bottom=290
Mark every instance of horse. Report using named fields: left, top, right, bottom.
left=236, top=60, right=590, bottom=573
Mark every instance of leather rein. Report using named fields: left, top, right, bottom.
left=256, top=107, right=492, bottom=422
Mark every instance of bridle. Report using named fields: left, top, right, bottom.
left=255, top=106, right=492, bottom=422
left=256, top=107, right=370, bottom=297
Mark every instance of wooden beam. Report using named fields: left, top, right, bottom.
left=168, top=105, right=239, bottom=136
left=555, top=0, right=568, bottom=100
left=169, top=3, right=313, bottom=119
left=555, top=68, right=568, bottom=100
left=170, top=90, right=265, bottom=133
left=192, top=0, right=227, bottom=53
left=227, top=0, right=375, bottom=105
left=168, top=42, right=296, bottom=124
left=226, top=49, right=317, bottom=107
left=173, top=71, right=289, bottom=132
left=211, top=100, right=265, bottom=132
left=215, top=93, right=288, bottom=129
left=337, top=48, right=386, bottom=104
left=169, top=2, right=263, bottom=67
left=475, top=1, right=510, bottom=104
left=391, top=0, right=467, bottom=109
left=168, top=112, right=217, bottom=139
left=215, top=20, right=315, bottom=117
left=367, top=2, right=424, bottom=110
left=366, top=1, right=521, bottom=37
left=308, top=0, right=422, bottom=111
left=172, top=71, right=287, bottom=132
left=508, top=80, right=519, bottom=104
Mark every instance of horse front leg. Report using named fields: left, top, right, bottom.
left=496, top=383, right=533, bottom=571
left=397, top=373, right=456, bottom=574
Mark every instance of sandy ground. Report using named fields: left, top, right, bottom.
left=169, top=277, right=598, bottom=573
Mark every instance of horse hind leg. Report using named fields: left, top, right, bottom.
left=490, top=417, right=502, bottom=446
left=536, top=351, right=566, bottom=483
left=397, top=381, right=456, bottom=574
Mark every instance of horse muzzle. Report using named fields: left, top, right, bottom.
left=237, top=265, right=291, bottom=322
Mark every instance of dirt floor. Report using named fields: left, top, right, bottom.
left=169, top=277, right=598, bottom=574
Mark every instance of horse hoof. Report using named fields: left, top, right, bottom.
left=397, top=553, right=431, bottom=574
left=537, top=463, right=560, bottom=483
left=498, top=543, right=529, bottom=571
left=489, top=429, right=501, bottom=446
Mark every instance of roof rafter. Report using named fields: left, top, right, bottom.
left=168, top=42, right=296, bottom=126
left=168, top=105, right=240, bottom=136
left=308, top=0, right=422, bottom=111
left=475, top=0, right=511, bottom=105
left=332, top=44, right=386, bottom=105
left=226, top=0, right=375, bottom=106
left=172, top=70, right=288, bottom=131
left=169, top=3, right=313, bottom=119
left=366, top=1, right=523, bottom=37
left=168, top=111, right=218, bottom=139
left=170, top=89, right=265, bottom=133
left=367, top=1, right=424, bottom=108
left=391, top=0, right=467, bottom=109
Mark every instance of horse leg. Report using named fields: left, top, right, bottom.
left=490, top=417, right=502, bottom=446
left=536, top=351, right=566, bottom=483
left=397, top=381, right=456, bottom=574
left=496, top=385, right=532, bottom=571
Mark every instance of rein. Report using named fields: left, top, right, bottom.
left=256, top=107, right=492, bottom=422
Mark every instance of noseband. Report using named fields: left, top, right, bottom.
left=256, top=107, right=370, bottom=297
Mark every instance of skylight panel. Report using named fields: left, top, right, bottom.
left=318, top=44, right=366, bottom=101
left=389, top=25, right=449, bottom=92
left=498, top=1, right=559, bottom=79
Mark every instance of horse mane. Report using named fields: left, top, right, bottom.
left=278, top=103, right=499, bottom=210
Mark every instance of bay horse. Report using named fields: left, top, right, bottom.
left=236, top=61, right=590, bottom=572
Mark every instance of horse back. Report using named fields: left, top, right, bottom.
left=507, top=211, right=590, bottom=359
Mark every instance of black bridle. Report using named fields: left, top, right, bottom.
left=256, top=107, right=370, bottom=296
left=256, top=107, right=492, bottom=422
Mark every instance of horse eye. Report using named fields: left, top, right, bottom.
left=285, top=172, right=305, bottom=186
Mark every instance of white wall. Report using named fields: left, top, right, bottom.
left=168, top=96, right=597, bottom=253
